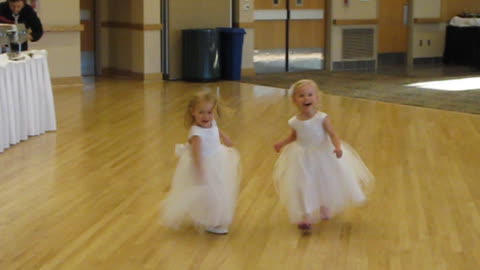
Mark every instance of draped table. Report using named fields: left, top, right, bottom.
left=443, top=17, right=480, bottom=69
left=0, top=50, right=57, bottom=153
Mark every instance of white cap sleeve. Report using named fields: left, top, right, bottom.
left=317, top=112, right=328, bottom=122
left=188, top=125, right=203, bottom=140
left=287, top=116, right=297, bottom=128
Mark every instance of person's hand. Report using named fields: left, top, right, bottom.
left=274, top=142, right=284, bottom=153
left=333, top=148, right=343, bottom=159
left=27, top=34, right=33, bottom=41
left=219, top=130, right=234, bottom=147
left=223, top=139, right=233, bottom=147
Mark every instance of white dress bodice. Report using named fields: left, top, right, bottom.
left=188, top=120, right=221, bottom=156
left=288, top=111, right=328, bottom=147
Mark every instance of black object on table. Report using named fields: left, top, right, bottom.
left=443, top=25, right=480, bottom=69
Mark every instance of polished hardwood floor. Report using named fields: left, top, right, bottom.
left=0, top=78, right=479, bottom=269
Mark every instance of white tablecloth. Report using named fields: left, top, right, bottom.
left=0, top=50, right=56, bottom=153
left=450, top=16, right=480, bottom=27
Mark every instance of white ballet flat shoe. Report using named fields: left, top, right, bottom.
left=205, top=227, right=229, bottom=235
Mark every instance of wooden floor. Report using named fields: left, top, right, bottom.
left=1, top=78, right=479, bottom=270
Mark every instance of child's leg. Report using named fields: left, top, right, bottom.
left=320, top=206, right=330, bottom=220
left=299, top=188, right=312, bottom=221
left=297, top=189, right=312, bottom=232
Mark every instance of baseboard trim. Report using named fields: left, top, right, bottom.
left=102, top=68, right=163, bottom=81
left=332, top=60, right=376, bottom=71
left=51, top=76, right=83, bottom=86
left=413, top=57, right=443, bottom=65
left=143, top=73, right=164, bottom=81
left=102, top=68, right=143, bottom=80
left=378, top=53, right=406, bottom=65
left=241, top=68, right=256, bottom=77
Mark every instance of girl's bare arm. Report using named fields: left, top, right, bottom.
left=323, top=116, right=343, bottom=158
left=219, top=129, right=233, bottom=147
left=190, top=136, right=205, bottom=177
left=274, top=129, right=297, bottom=153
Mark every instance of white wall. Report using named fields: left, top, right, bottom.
left=26, top=0, right=82, bottom=78
left=329, top=0, right=378, bottom=65
left=412, top=0, right=444, bottom=58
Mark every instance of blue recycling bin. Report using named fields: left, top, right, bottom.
left=218, top=28, right=246, bottom=80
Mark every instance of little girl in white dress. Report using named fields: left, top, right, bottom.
left=273, top=79, right=374, bottom=233
left=160, top=91, right=241, bottom=235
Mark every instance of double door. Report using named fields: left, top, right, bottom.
left=378, top=0, right=409, bottom=64
left=80, top=0, right=96, bottom=76
left=161, top=0, right=231, bottom=80
left=253, top=0, right=326, bottom=73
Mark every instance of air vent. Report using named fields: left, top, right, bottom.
left=342, top=28, right=374, bottom=60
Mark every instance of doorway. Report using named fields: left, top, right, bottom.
left=80, top=0, right=96, bottom=76
left=378, top=0, right=409, bottom=66
left=253, top=0, right=326, bottom=73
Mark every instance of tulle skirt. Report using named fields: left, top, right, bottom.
left=273, top=141, right=374, bottom=223
left=160, top=144, right=241, bottom=230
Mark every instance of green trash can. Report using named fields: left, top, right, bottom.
left=182, top=29, right=220, bottom=81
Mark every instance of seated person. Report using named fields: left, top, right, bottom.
left=0, top=0, right=43, bottom=51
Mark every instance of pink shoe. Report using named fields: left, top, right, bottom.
left=297, top=222, right=312, bottom=233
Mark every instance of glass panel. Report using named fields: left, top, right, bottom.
left=254, top=48, right=287, bottom=73
left=288, top=0, right=325, bottom=71
left=253, top=18, right=287, bottom=73
left=288, top=48, right=324, bottom=71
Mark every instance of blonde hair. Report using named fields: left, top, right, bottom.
left=184, top=90, right=221, bottom=127
left=289, top=79, right=321, bottom=98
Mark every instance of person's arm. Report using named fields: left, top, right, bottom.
left=274, top=129, right=296, bottom=153
left=322, top=116, right=342, bottom=158
left=219, top=129, right=233, bottom=147
left=25, top=7, right=43, bottom=42
left=189, top=136, right=205, bottom=180
left=0, top=4, right=14, bottom=23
